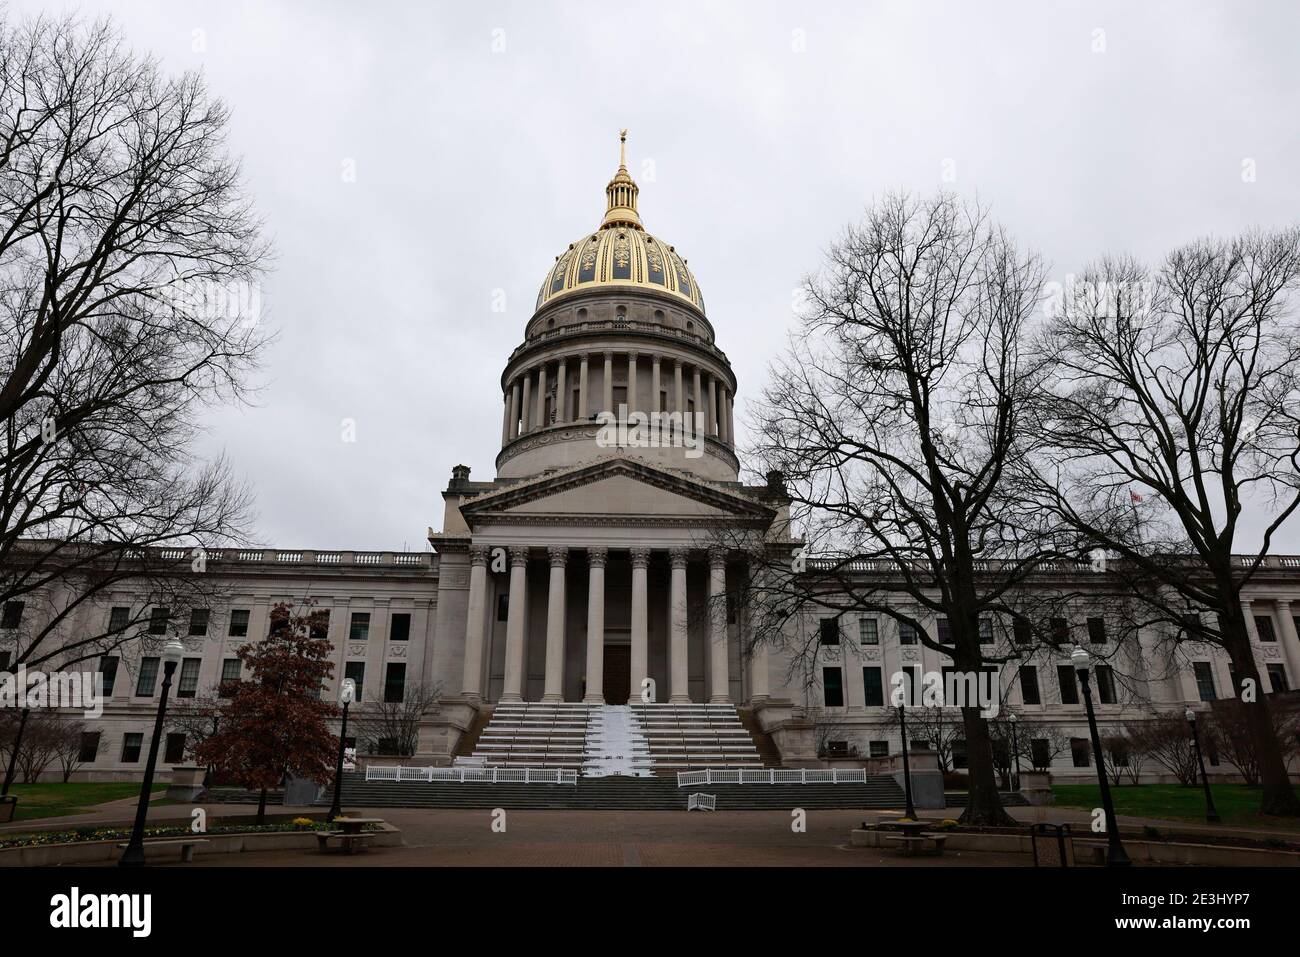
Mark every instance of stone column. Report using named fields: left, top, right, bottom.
left=724, top=388, right=735, bottom=443
left=579, top=354, right=590, bottom=420
left=669, top=547, right=690, bottom=702
left=500, top=547, right=530, bottom=701
left=584, top=548, right=608, bottom=703
left=500, top=392, right=511, bottom=445
left=693, top=366, right=704, bottom=437
left=627, top=352, right=638, bottom=417
left=673, top=360, right=684, bottom=423
left=603, top=351, right=614, bottom=416
left=651, top=355, right=662, bottom=413
left=536, top=362, right=548, bottom=427
left=521, top=372, right=532, bottom=433
left=748, top=564, right=769, bottom=700
left=461, top=545, right=490, bottom=699
left=707, top=375, right=718, bottom=436
left=1274, top=599, right=1300, bottom=688
left=543, top=547, right=568, bottom=701
left=509, top=379, right=522, bottom=440
left=708, top=547, right=729, bottom=703
left=556, top=359, right=568, bottom=424
left=630, top=547, right=651, bottom=703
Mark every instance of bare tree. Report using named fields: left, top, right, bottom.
left=51, top=713, right=97, bottom=782
left=1125, top=715, right=1199, bottom=786
left=0, top=12, right=270, bottom=672
left=12, top=708, right=62, bottom=782
left=1029, top=230, right=1300, bottom=814
left=886, top=703, right=966, bottom=774
left=743, top=191, right=1095, bottom=825
left=350, top=680, right=442, bottom=757
left=1207, top=696, right=1300, bottom=786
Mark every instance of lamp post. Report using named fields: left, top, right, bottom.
left=1072, top=647, right=1130, bottom=866
left=119, top=637, right=184, bottom=867
left=1185, top=707, right=1221, bottom=824
left=1009, top=713, right=1021, bottom=792
left=897, top=701, right=917, bottom=820
left=328, top=678, right=356, bottom=823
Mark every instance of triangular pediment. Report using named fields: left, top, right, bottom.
left=459, top=458, right=774, bottom=526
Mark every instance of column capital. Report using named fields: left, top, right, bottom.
left=652, top=352, right=663, bottom=363
left=469, top=544, right=491, bottom=566
left=587, top=547, right=609, bottom=568
left=708, top=545, right=728, bottom=568
left=630, top=546, right=652, bottom=568
left=1277, top=598, right=1293, bottom=610
left=669, top=547, right=690, bottom=568
left=580, top=353, right=590, bottom=365
left=547, top=546, right=569, bottom=567
left=603, top=350, right=614, bottom=361
left=509, top=546, right=530, bottom=566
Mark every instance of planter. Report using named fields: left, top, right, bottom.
left=0, top=796, right=15, bottom=824
left=165, top=766, right=207, bottom=802
left=1018, top=771, right=1054, bottom=805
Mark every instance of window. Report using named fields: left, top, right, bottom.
left=978, top=618, right=993, bottom=645
left=818, top=618, right=840, bottom=646
left=1070, top=737, right=1091, bottom=768
left=869, top=740, right=889, bottom=758
left=899, top=666, right=921, bottom=706
left=376, top=737, right=401, bottom=756
left=188, top=608, right=210, bottom=636
left=1087, top=616, right=1107, bottom=644
left=1019, top=665, right=1041, bottom=705
left=1266, top=663, right=1290, bottom=693
left=148, top=607, right=169, bottom=635
left=1254, top=615, right=1277, bottom=642
left=859, top=618, right=878, bottom=645
left=135, top=657, right=160, bottom=697
left=1030, top=739, right=1051, bottom=770
left=497, top=593, right=509, bottom=622
left=177, top=658, right=201, bottom=698
left=936, top=617, right=952, bottom=643
left=1193, top=661, right=1217, bottom=702
left=228, top=609, right=250, bottom=637
left=219, top=658, right=241, bottom=696
left=1013, top=617, right=1032, bottom=645
left=164, top=733, right=186, bottom=764
left=350, top=612, right=371, bottom=641
left=390, top=613, right=411, bottom=642
left=1049, top=617, right=1070, bottom=646
left=310, top=611, right=330, bottom=642
left=0, top=651, right=10, bottom=672
left=383, top=663, right=406, bottom=703
left=99, top=656, right=119, bottom=696
left=726, top=594, right=738, bottom=625
left=899, top=622, right=918, bottom=645
left=1, top=600, right=24, bottom=629
left=1095, top=664, right=1117, bottom=704
left=268, top=607, right=290, bottom=638
left=951, top=739, right=968, bottom=770
left=109, top=606, right=130, bottom=632
left=345, top=661, right=366, bottom=701
left=862, top=667, right=884, bottom=707
left=79, top=732, right=101, bottom=763
left=822, top=667, right=844, bottom=707
left=1056, top=665, right=1079, bottom=705
left=121, top=733, right=144, bottom=763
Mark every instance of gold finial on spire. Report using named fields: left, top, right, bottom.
left=602, top=128, right=642, bottom=229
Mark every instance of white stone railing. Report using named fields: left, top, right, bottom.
left=366, top=765, right=578, bottom=785
left=676, top=768, right=868, bottom=787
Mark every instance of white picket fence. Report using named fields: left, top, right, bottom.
left=676, top=768, right=868, bottom=788
left=686, top=793, right=717, bottom=811
left=365, top=765, right=578, bottom=785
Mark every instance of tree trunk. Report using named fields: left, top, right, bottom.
left=1219, top=609, right=1300, bottom=815
left=256, top=786, right=268, bottom=825
left=957, top=705, right=1017, bottom=826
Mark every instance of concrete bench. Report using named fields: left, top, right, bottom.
left=884, top=833, right=947, bottom=857
left=316, top=831, right=376, bottom=855
left=115, top=838, right=209, bottom=863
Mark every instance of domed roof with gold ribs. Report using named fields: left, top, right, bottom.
left=535, top=131, right=705, bottom=315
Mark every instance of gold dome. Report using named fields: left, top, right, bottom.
left=535, top=131, right=705, bottom=314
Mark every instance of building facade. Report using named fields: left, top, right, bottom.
left=4, top=137, right=1300, bottom=783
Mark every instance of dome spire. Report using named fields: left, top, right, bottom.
left=601, top=128, right=642, bottom=229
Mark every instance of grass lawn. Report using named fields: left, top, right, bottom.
left=4, top=782, right=167, bottom=823
left=1052, top=782, right=1300, bottom=831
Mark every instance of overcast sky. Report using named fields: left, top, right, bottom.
left=18, top=1, right=1300, bottom=551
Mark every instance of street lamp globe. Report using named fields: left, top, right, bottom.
left=1009, top=713, right=1018, bottom=724
left=341, top=678, right=356, bottom=705
left=1071, top=646, right=1090, bottom=675
left=162, top=637, right=184, bottom=666
left=1185, top=707, right=1196, bottom=724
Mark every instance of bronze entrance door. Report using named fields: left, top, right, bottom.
left=603, top=645, right=631, bottom=705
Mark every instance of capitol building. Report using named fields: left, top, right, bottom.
left=10, top=136, right=1300, bottom=788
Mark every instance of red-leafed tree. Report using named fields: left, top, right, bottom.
left=196, top=602, right=337, bottom=822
